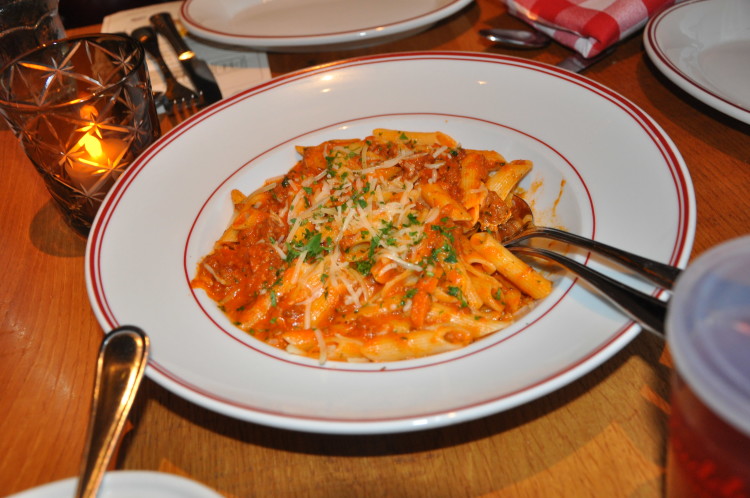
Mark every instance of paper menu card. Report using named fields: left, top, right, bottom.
left=101, top=1, right=271, bottom=101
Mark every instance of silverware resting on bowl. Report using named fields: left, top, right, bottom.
left=501, top=195, right=681, bottom=335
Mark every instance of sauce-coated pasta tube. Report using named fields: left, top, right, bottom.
left=191, top=129, right=554, bottom=363
left=469, top=232, right=552, bottom=300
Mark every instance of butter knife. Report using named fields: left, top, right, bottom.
left=149, top=12, right=222, bottom=105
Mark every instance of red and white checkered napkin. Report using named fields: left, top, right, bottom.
left=503, top=0, right=681, bottom=57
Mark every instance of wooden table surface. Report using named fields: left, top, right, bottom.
left=1, top=1, right=748, bottom=496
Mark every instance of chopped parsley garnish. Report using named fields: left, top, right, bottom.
left=447, top=286, right=468, bottom=307
left=353, top=222, right=397, bottom=276
left=285, top=230, right=331, bottom=263
left=355, top=259, right=373, bottom=275
left=404, top=212, right=420, bottom=226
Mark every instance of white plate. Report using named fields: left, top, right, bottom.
left=644, top=0, right=750, bottom=124
left=86, top=52, right=695, bottom=435
left=179, top=0, right=473, bottom=51
left=8, top=471, right=221, bottom=498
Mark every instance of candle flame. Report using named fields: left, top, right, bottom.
left=81, top=133, right=105, bottom=160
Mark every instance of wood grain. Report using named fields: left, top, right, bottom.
left=1, top=1, right=748, bottom=495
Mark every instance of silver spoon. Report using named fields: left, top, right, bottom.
left=502, top=195, right=682, bottom=289
left=480, top=28, right=617, bottom=73
left=75, top=326, right=150, bottom=498
left=479, top=27, right=551, bottom=49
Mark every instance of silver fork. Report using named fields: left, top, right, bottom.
left=509, top=245, right=668, bottom=335
left=131, top=26, right=202, bottom=117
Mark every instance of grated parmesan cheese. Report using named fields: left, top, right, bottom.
left=192, top=129, right=544, bottom=365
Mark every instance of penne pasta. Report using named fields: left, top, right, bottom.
left=459, top=151, right=490, bottom=225
left=421, top=183, right=473, bottom=222
left=469, top=232, right=552, bottom=300
left=191, top=130, right=554, bottom=363
left=486, top=159, right=533, bottom=200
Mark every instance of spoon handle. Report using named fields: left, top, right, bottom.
left=479, top=28, right=551, bottom=49
left=510, top=226, right=682, bottom=290
left=75, top=326, right=149, bottom=498
left=510, top=246, right=667, bottom=335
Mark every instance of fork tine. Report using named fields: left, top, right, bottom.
left=170, top=93, right=203, bottom=123
left=171, top=98, right=189, bottom=123
left=168, top=98, right=182, bottom=123
left=187, top=95, right=200, bottom=116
